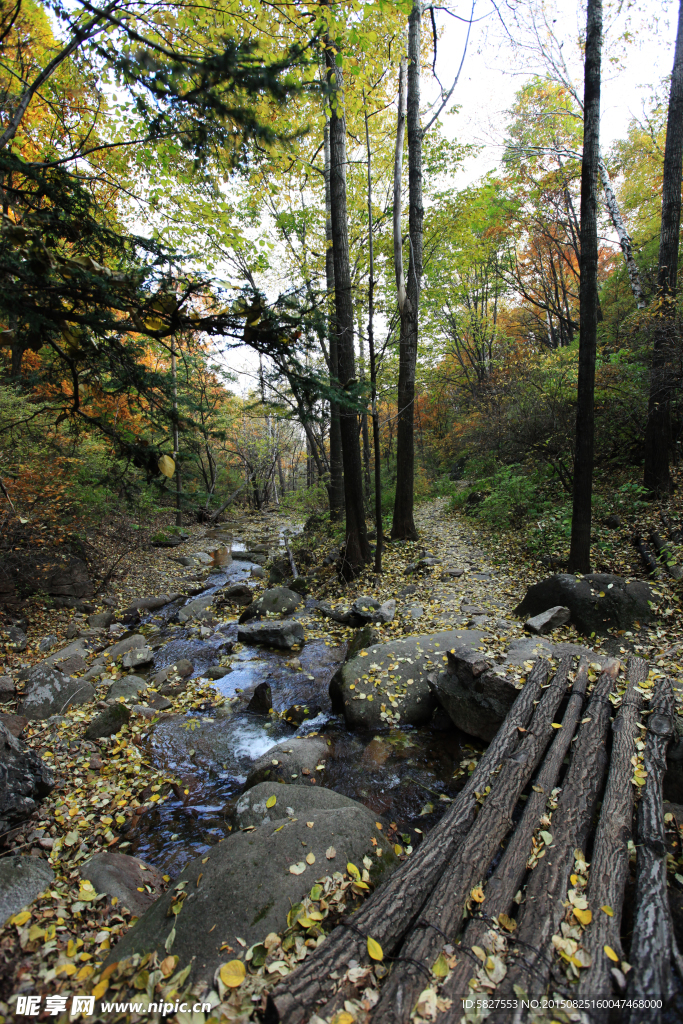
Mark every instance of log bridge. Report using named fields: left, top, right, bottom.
left=272, top=654, right=682, bottom=1024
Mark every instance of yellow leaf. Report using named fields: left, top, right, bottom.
left=220, top=960, right=246, bottom=988
left=573, top=908, right=592, bottom=926
left=330, top=1014, right=355, bottom=1024
left=394, top=844, right=403, bottom=856
left=570, top=874, right=579, bottom=885
left=604, top=945, right=619, bottom=962
left=470, top=887, right=485, bottom=903
left=76, top=965, right=95, bottom=981
left=367, top=936, right=383, bottom=961
left=306, top=852, right=316, bottom=865
left=498, top=913, right=516, bottom=932
left=432, top=952, right=450, bottom=977
left=158, top=455, right=175, bottom=478
left=266, top=795, right=277, bottom=809
left=347, top=862, right=361, bottom=882
left=601, top=905, right=614, bottom=917
left=92, top=980, right=108, bottom=1000
left=551, top=723, right=562, bottom=729
left=67, top=939, right=76, bottom=958
left=11, top=911, right=31, bottom=926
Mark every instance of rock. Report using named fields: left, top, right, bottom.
left=84, top=704, right=130, bottom=740
left=124, top=594, right=180, bottom=616
left=250, top=567, right=266, bottom=579
left=178, top=596, right=214, bottom=623
left=443, top=567, right=465, bottom=578
left=312, top=601, right=356, bottom=626
left=429, top=649, right=521, bottom=742
left=605, top=514, right=621, bottom=529
left=122, top=647, right=154, bottom=670
left=351, top=596, right=396, bottom=625
left=503, top=637, right=554, bottom=666
left=665, top=718, right=683, bottom=804
left=106, top=675, right=149, bottom=701
left=107, top=800, right=396, bottom=986
left=238, top=621, right=305, bottom=650
left=250, top=587, right=303, bottom=619
left=346, top=626, right=380, bottom=661
left=398, top=585, right=418, bottom=597
left=54, top=654, right=88, bottom=676
left=0, top=714, right=27, bottom=737
left=159, top=680, right=189, bottom=697
left=220, top=584, right=254, bottom=606
left=245, top=736, right=330, bottom=788
left=203, top=665, right=229, bottom=680
left=18, top=667, right=95, bottom=720
left=144, top=693, right=172, bottom=711
left=551, top=642, right=609, bottom=667
left=232, top=781, right=362, bottom=829
left=330, top=629, right=485, bottom=730
left=38, top=635, right=59, bottom=653
left=283, top=703, right=321, bottom=726
left=406, top=604, right=425, bottom=621
left=0, top=722, right=54, bottom=832
left=5, top=626, right=27, bottom=651
left=88, top=611, right=113, bottom=628
left=408, top=557, right=441, bottom=573
left=106, top=634, right=147, bottom=660
left=246, top=682, right=272, bottom=715
left=514, top=573, right=656, bottom=635
left=81, top=853, right=165, bottom=917
left=0, top=676, right=15, bottom=695
left=176, top=659, right=195, bottom=678
left=0, top=855, right=54, bottom=925
left=524, top=606, right=571, bottom=635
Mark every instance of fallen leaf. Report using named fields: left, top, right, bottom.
left=220, top=960, right=246, bottom=987
left=432, top=952, right=450, bottom=977
left=604, top=945, right=620, bottom=962
left=347, top=862, right=361, bottom=882
left=470, top=887, right=485, bottom=903
left=601, top=905, right=614, bottom=916
left=289, top=862, right=306, bottom=875
left=326, top=846, right=336, bottom=859
left=266, top=795, right=277, bottom=809
left=367, top=936, right=383, bottom=961
left=306, top=852, right=316, bottom=865
left=573, top=908, right=592, bottom=926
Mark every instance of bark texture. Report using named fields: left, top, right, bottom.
left=568, top=0, right=602, bottom=574
left=323, top=121, right=345, bottom=520
left=598, top=158, right=645, bottom=308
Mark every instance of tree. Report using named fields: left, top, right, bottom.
left=643, top=0, right=683, bottom=496
left=568, top=0, right=602, bottom=574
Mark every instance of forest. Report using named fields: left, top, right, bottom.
left=2, top=0, right=683, bottom=1021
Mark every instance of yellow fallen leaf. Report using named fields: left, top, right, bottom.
left=306, top=852, right=315, bottom=865
left=92, top=979, right=108, bottom=1000
left=570, top=874, right=579, bottom=886
left=11, top=911, right=31, bottom=927
left=347, top=862, right=361, bottom=882
left=394, top=844, right=403, bottom=856
left=551, top=723, right=562, bottom=729
left=601, top=905, right=614, bottom=917
left=470, top=887, right=485, bottom=903
left=432, top=952, right=450, bottom=977
left=367, top=936, right=383, bottom=961
left=604, top=945, right=619, bottom=962
left=573, top=908, right=592, bottom=926
left=498, top=913, right=516, bottom=932
left=266, top=795, right=277, bottom=809
left=330, top=1014, right=355, bottom=1024
left=220, top=960, right=246, bottom=988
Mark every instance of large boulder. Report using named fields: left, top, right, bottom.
left=233, top=781, right=361, bottom=829
left=514, top=573, right=655, bottom=635
left=18, top=667, right=95, bottom=720
left=41, top=638, right=93, bottom=670
left=122, top=646, right=154, bottom=670
left=245, top=737, right=331, bottom=789
left=106, top=675, right=149, bottom=701
left=0, top=855, right=54, bottom=925
left=251, top=587, right=303, bottom=618
left=178, top=596, right=214, bottom=623
left=0, top=722, right=54, bottom=832
left=81, top=852, right=165, bottom=917
left=107, top=802, right=397, bottom=986
left=428, top=647, right=522, bottom=742
left=330, top=629, right=485, bottom=730
left=238, top=621, right=305, bottom=650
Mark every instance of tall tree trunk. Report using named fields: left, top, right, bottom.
left=324, top=121, right=345, bottom=519
left=643, top=0, right=683, bottom=496
left=357, top=311, right=372, bottom=502
left=568, top=0, right=602, bottom=574
left=598, top=158, right=646, bottom=309
left=325, top=41, right=371, bottom=580
left=391, top=9, right=421, bottom=541
left=364, top=97, right=383, bottom=573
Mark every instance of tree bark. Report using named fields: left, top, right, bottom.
left=324, top=43, right=371, bottom=580
left=324, top=120, right=345, bottom=519
left=364, top=98, right=383, bottom=573
left=568, top=0, right=602, bottom=574
left=643, top=0, right=683, bottom=496
left=391, top=7, right=421, bottom=542
left=273, top=660, right=551, bottom=1024
left=598, top=158, right=646, bottom=309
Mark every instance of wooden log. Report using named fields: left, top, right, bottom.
left=273, top=659, right=551, bottom=1024
left=625, top=676, right=676, bottom=1023
left=441, top=659, right=590, bottom=1010
left=367, top=658, right=572, bottom=1024
left=649, top=530, right=683, bottom=579
left=632, top=533, right=659, bottom=576
left=577, top=656, right=647, bottom=1014
left=486, top=659, right=621, bottom=1019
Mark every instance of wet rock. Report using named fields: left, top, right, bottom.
left=178, top=596, right=214, bottom=623
left=144, top=692, right=172, bottom=711
left=106, top=675, right=148, bottom=701
left=81, top=852, right=164, bottom=917
left=330, top=629, right=484, bottom=730
left=237, top=621, right=305, bottom=650
left=245, top=736, right=330, bottom=788
left=233, top=781, right=362, bottom=829
left=106, top=634, right=147, bottom=660
left=38, top=635, right=59, bottom=653
left=0, top=722, right=54, bottom=832
left=5, top=626, right=27, bottom=651
left=283, top=703, right=321, bottom=726
left=175, top=659, right=194, bottom=679
left=84, top=704, right=130, bottom=740
left=0, top=855, right=54, bottom=925
left=18, top=667, right=95, bottom=720
left=107, top=802, right=396, bottom=985
left=0, top=676, right=15, bottom=695
left=122, top=646, right=154, bottom=670
left=124, top=594, right=180, bottom=616
left=429, top=649, right=521, bottom=742
left=245, top=587, right=303, bottom=621
left=312, top=601, right=356, bottom=626
left=524, top=606, right=571, bottom=635
left=346, top=626, right=380, bottom=661
left=0, top=714, right=27, bottom=737
left=159, top=680, right=189, bottom=697
left=246, top=682, right=272, bottom=715
left=514, top=573, right=656, bottom=635
left=88, top=611, right=114, bottom=629
left=204, top=666, right=231, bottom=680
left=220, top=584, right=254, bottom=606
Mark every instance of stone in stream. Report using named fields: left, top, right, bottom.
left=346, top=626, right=380, bottom=661
left=123, top=594, right=180, bottom=616
left=0, top=721, right=54, bottom=833
left=514, top=573, right=655, bottom=635
left=246, top=682, right=272, bottom=715
left=283, top=704, right=322, bottom=726
left=106, top=800, right=397, bottom=986
left=240, top=587, right=303, bottom=623
left=84, top=704, right=130, bottom=740
left=237, top=621, right=304, bottom=650
left=219, top=583, right=254, bottom=606
left=524, top=605, right=571, bottom=634
left=0, top=855, right=54, bottom=925
left=122, top=646, right=154, bottom=670
left=106, top=634, right=147, bottom=660
left=178, top=596, right=214, bottom=623
left=232, top=780, right=364, bottom=829
left=81, top=852, right=165, bottom=918
left=18, top=666, right=96, bottom=720
left=106, top=675, right=149, bottom=701
left=330, top=629, right=485, bottom=730
left=245, top=736, right=330, bottom=788
left=428, top=648, right=521, bottom=743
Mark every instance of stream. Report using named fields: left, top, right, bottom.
left=123, top=527, right=478, bottom=879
